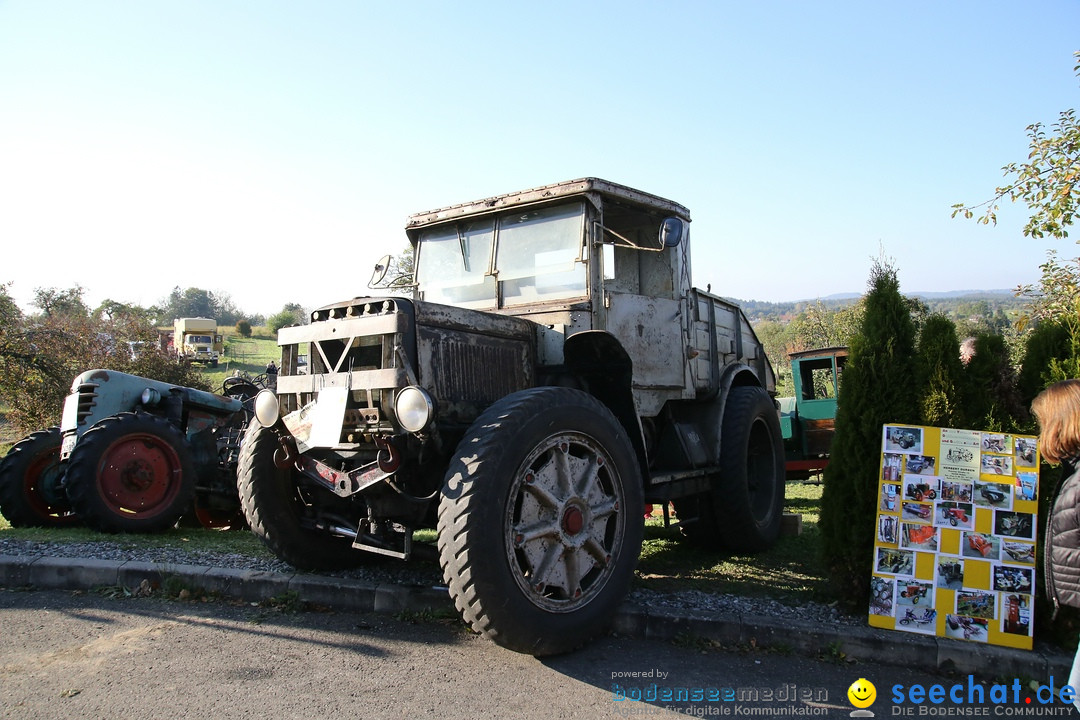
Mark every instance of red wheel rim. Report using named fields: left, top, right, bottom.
left=22, top=445, right=74, bottom=520
left=96, top=433, right=184, bottom=517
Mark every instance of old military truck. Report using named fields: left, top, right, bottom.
left=173, top=317, right=222, bottom=366
left=239, top=178, right=784, bottom=656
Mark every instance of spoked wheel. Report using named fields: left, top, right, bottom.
left=65, top=412, right=196, bottom=533
left=0, top=427, right=79, bottom=527
left=438, top=387, right=643, bottom=656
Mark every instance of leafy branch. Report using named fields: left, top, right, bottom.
left=952, top=52, right=1080, bottom=241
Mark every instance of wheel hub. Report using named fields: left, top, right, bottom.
left=120, top=459, right=155, bottom=492
left=561, top=505, right=585, bottom=536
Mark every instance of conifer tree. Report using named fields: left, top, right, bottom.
left=961, top=333, right=1026, bottom=432
left=914, top=314, right=966, bottom=428
left=1017, top=320, right=1071, bottom=406
left=819, top=258, right=919, bottom=609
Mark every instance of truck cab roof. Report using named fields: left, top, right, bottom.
left=405, top=177, right=691, bottom=232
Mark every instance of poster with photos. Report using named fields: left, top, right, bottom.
left=868, top=424, right=1039, bottom=650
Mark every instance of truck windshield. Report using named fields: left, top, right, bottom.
left=415, top=201, right=586, bottom=308
left=415, top=218, right=497, bottom=309
left=186, top=335, right=212, bottom=344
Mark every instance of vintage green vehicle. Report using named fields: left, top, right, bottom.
left=0, top=370, right=260, bottom=532
left=777, top=346, right=846, bottom=480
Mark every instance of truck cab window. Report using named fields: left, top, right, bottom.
left=495, top=202, right=586, bottom=306
left=415, top=219, right=496, bottom=309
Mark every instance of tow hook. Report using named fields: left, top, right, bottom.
left=273, top=434, right=299, bottom=469
left=375, top=435, right=400, bottom=473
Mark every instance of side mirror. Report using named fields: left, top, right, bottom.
left=369, top=255, right=391, bottom=287
left=660, top=217, right=685, bottom=248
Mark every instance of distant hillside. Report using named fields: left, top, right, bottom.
left=729, top=289, right=1028, bottom=324
left=812, top=289, right=1016, bottom=301
left=908, top=289, right=1017, bottom=300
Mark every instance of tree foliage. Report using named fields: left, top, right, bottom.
left=384, top=245, right=415, bottom=293
left=32, top=286, right=90, bottom=319
left=1016, top=251, right=1080, bottom=383
left=155, top=286, right=244, bottom=326
left=267, top=303, right=307, bottom=334
left=92, top=298, right=157, bottom=326
left=1017, top=319, right=1072, bottom=403
left=819, top=258, right=919, bottom=610
left=755, top=301, right=863, bottom=397
left=961, top=333, right=1026, bottom=432
left=0, top=284, right=209, bottom=435
left=786, top=301, right=863, bottom=354
left=952, top=52, right=1080, bottom=240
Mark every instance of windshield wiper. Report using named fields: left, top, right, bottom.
left=456, top=227, right=470, bottom=272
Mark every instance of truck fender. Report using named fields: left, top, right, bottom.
left=562, top=331, right=647, bottom=474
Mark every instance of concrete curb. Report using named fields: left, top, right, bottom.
left=1, top=553, right=1069, bottom=679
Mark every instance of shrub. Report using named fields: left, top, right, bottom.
left=1017, top=320, right=1072, bottom=406
left=819, top=258, right=919, bottom=611
left=961, top=333, right=1026, bottom=432
left=914, top=314, right=966, bottom=428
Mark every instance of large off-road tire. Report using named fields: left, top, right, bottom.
left=236, top=422, right=367, bottom=571
left=675, top=386, right=785, bottom=552
left=0, top=427, right=78, bottom=527
left=65, top=413, right=196, bottom=533
left=438, top=387, right=644, bottom=656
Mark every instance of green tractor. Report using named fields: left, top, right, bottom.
left=0, top=370, right=262, bottom=532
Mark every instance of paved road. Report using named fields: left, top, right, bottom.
left=2, top=588, right=1077, bottom=720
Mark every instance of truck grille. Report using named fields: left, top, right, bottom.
left=71, top=384, right=99, bottom=425
left=430, top=338, right=528, bottom=405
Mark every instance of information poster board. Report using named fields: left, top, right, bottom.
left=868, top=424, right=1040, bottom=650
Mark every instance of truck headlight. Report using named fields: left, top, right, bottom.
left=254, top=389, right=280, bottom=428
left=140, top=388, right=161, bottom=406
left=395, top=386, right=433, bottom=432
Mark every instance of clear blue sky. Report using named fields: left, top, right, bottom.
left=1, top=1, right=1077, bottom=316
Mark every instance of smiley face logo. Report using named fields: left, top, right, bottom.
left=847, top=678, right=876, bottom=709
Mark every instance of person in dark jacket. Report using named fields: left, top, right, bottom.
left=1033, top=379, right=1080, bottom=710
left=265, top=360, right=278, bottom=391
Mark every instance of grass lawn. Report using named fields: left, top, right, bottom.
left=635, top=481, right=827, bottom=603
left=200, top=334, right=280, bottom=391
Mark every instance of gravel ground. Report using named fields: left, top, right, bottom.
left=0, top=536, right=864, bottom=628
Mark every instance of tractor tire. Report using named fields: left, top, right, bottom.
left=0, top=427, right=78, bottom=527
left=236, top=422, right=368, bottom=571
left=438, top=387, right=644, bottom=656
left=675, top=386, right=785, bottom=552
left=65, top=413, right=196, bottom=533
